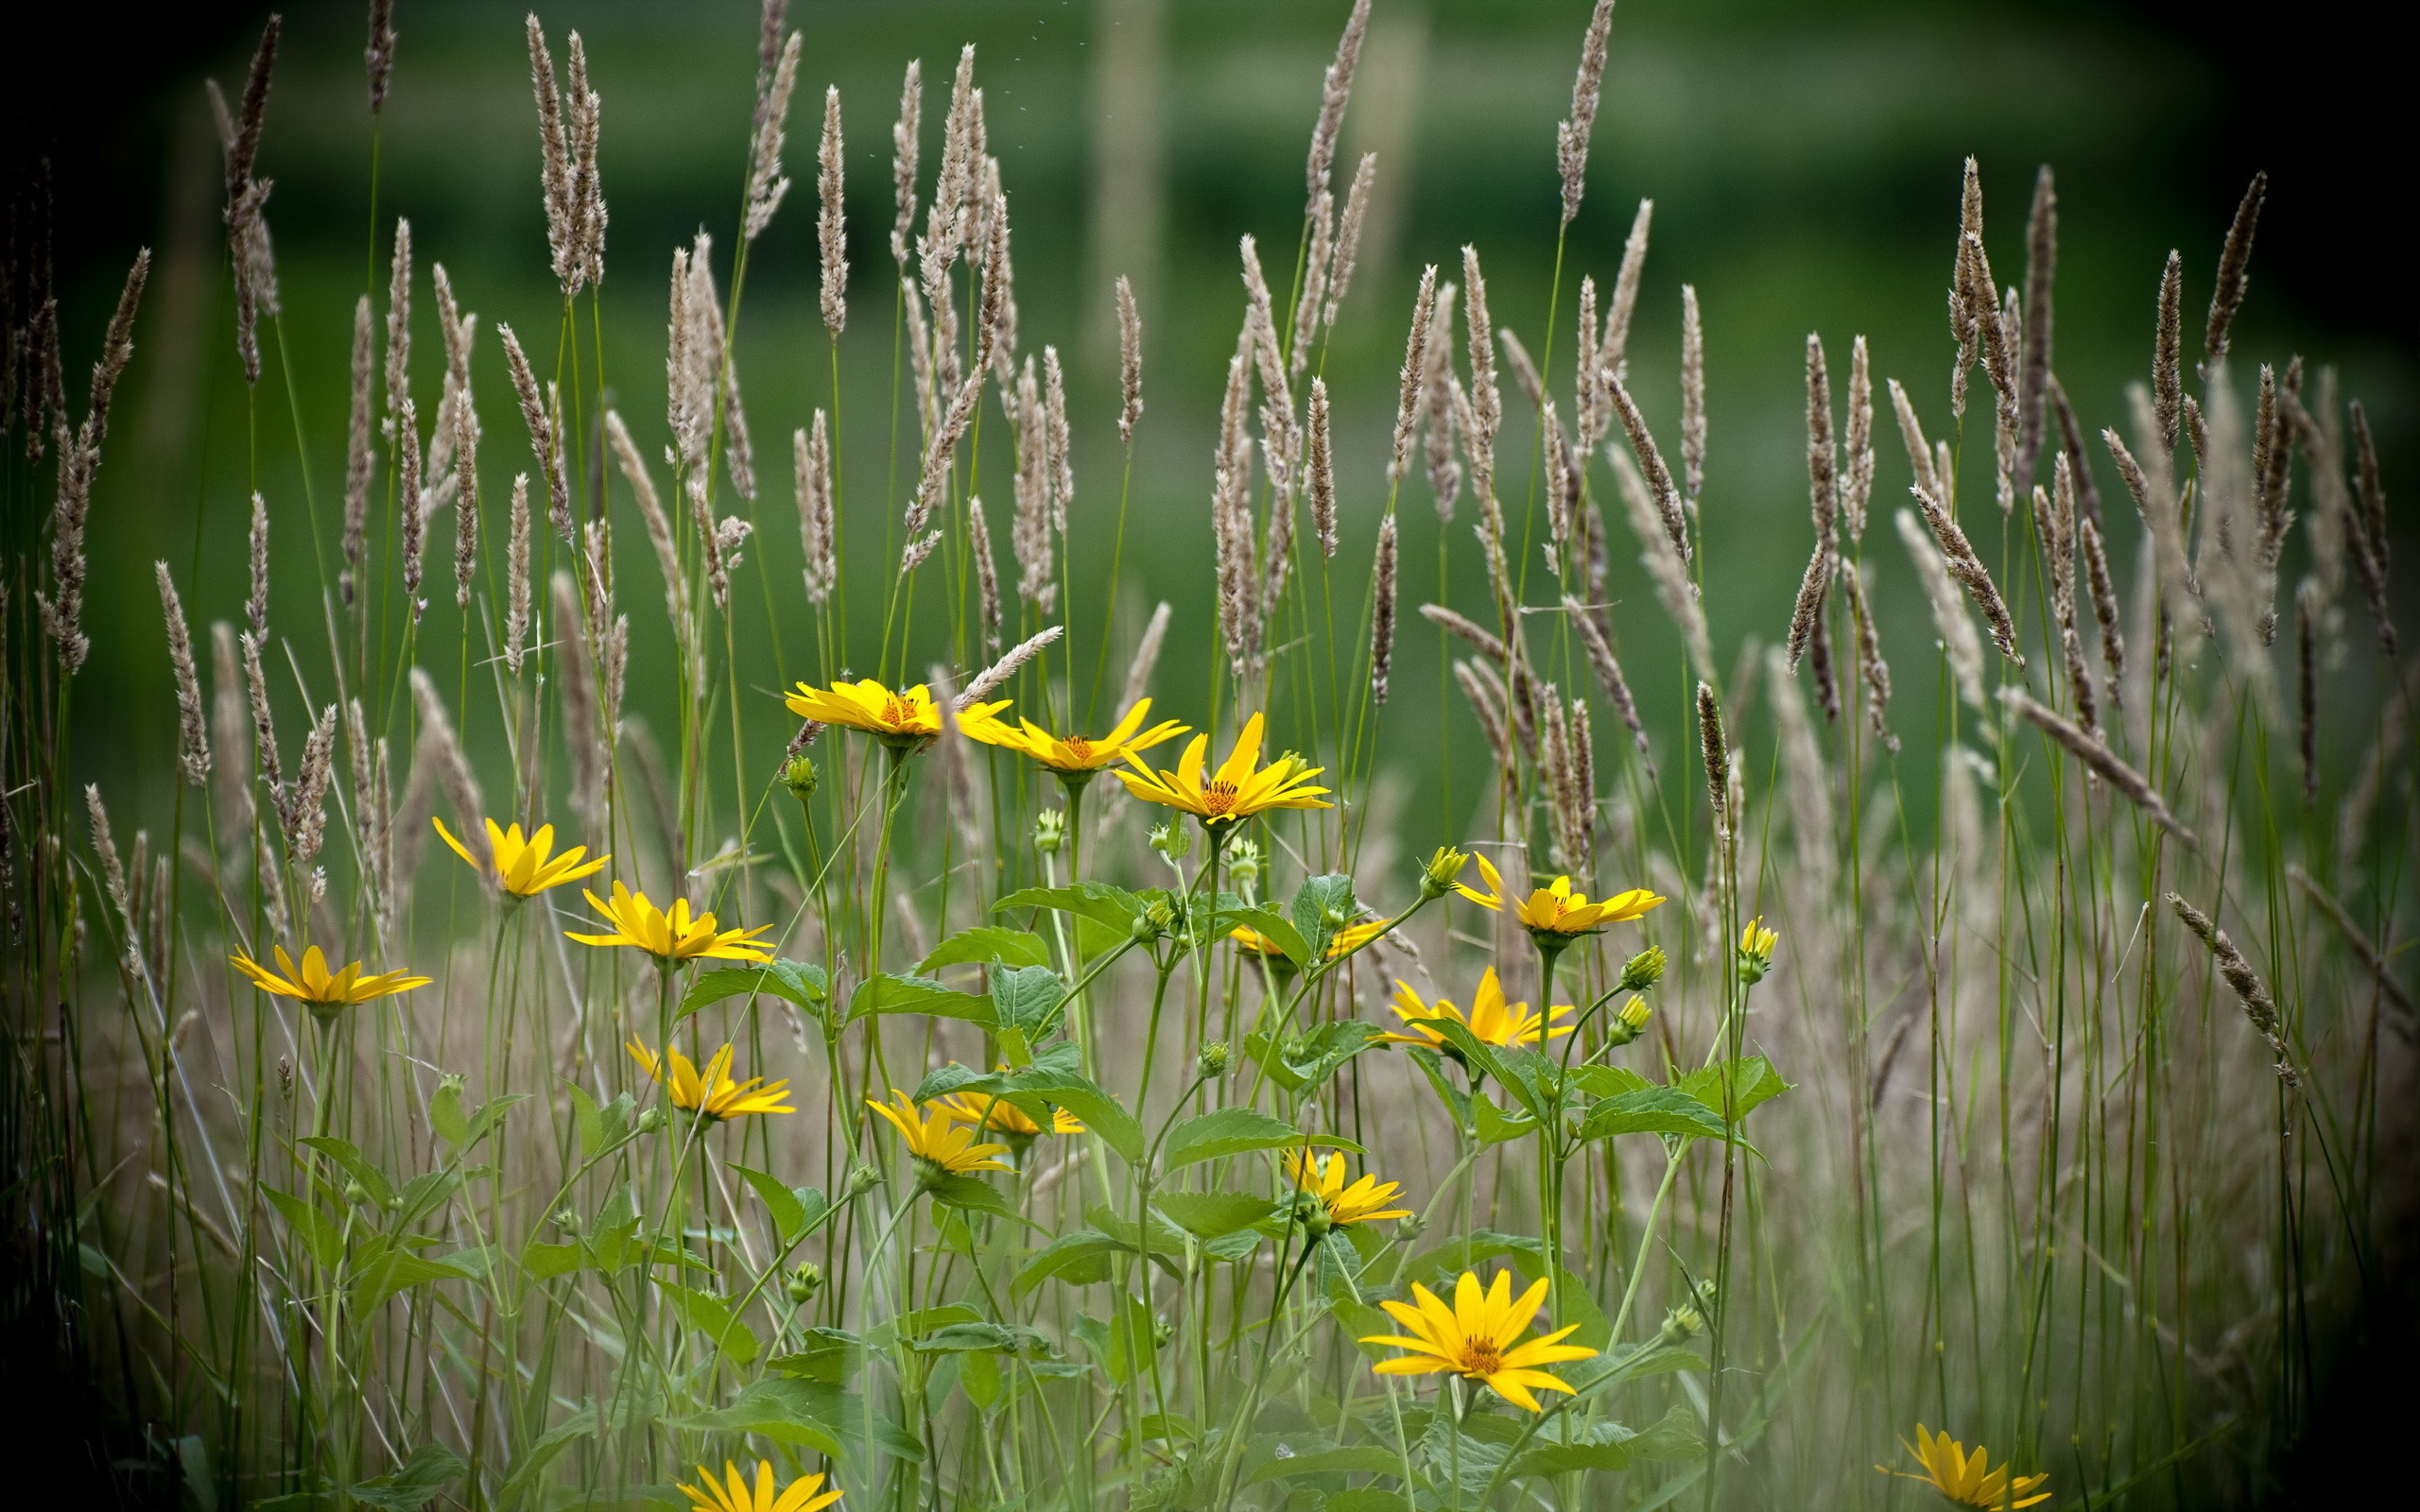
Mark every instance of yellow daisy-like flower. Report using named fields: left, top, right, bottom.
left=432, top=816, right=608, bottom=897
left=783, top=678, right=942, bottom=748
left=1115, top=712, right=1332, bottom=827
left=1453, top=854, right=1663, bottom=938
left=626, top=1038, right=795, bottom=1121
left=1285, top=1148, right=1413, bottom=1227
left=1380, top=967, right=1573, bottom=1049
left=230, top=945, right=429, bottom=1015
left=937, top=1081, right=1085, bottom=1138
left=1360, top=1269, right=1599, bottom=1412
left=868, top=1090, right=1012, bottom=1175
left=678, top=1459, right=842, bottom=1512
left=1877, top=1425, right=2049, bottom=1509
left=956, top=696, right=1187, bottom=776
left=565, top=882, right=773, bottom=964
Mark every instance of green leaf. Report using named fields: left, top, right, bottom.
left=1215, top=903, right=1311, bottom=968
left=1290, top=873, right=1359, bottom=962
left=995, top=882, right=1147, bottom=932
left=910, top=1321, right=1046, bottom=1354
left=730, top=1162, right=805, bottom=1242
left=1075, top=1293, right=1161, bottom=1385
left=520, top=1240, right=583, bottom=1280
left=1153, top=1191, right=1276, bottom=1239
left=389, top=1169, right=461, bottom=1230
left=348, top=1444, right=466, bottom=1512
left=459, top=1093, right=528, bottom=1149
left=1677, top=1057, right=1790, bottom=1122
left=1328, top=1492, right=1411, bottom=1512
left=679, top=959, right=829, bottom=1022
left=989, top=965, right=1069, bottom=1040
left=768, top=1327, right=867, bottom=1384
left=298, top=1137, right=395, bottom=1210
left=669, top=1377, right=924, bottom=1467
left=428, top=1082, right=469, bottom=1146
left=1576, top=1087, right=1732, bottom=1143
left=1245, top=1020, right=1382, bottom=1092
left=496, top=1410, right=598, bottom=1502
left=926, top=1175, right=1037, bottom=1227
left=1004, top=1067, right=1143, bottom=1164
left=1473, top=1091, right=1538, bottom=1145
left=655, top=1280, right=760, bottom=1366
left=920, top=926, right=1053, bottom=973
left=264, top=1186, right=344, bottom=1269
left=1160, top=1108, right=1360, bottom=1171
left=1406, top=1230, right=1550, bottom=1288
left=1568, top=1065, right=1655, bottom=1099
left=1509, top=1423, right=1636, bottom=1478
left=352, top=1247, right=476, bottom=1315
left=1090, top=1202, right=1187, bottom=1261
left=1407, top=1046, right=1473, bottom=1128
left=847, top=973, right=994, bottom=1025
left=1015, top=1228, right=1128, bottom=1293
left=1629, top=1402, right=1704, bottom=1462
left=1245, top=1444, right=1405, bottom=1486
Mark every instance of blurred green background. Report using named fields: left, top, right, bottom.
left=10, top=0, right=2411, bottom=842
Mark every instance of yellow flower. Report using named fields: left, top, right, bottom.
left=937, top=1086, right=1084, bottom=1138
left=1380, top=968, right=1572, bottom=1049
left=230, top=945, right=429, bottom=1013
left=1360, top=1269, right=1599, bottom=1412
left=868, top=1090, right=1012, bottom=1175
left=1286, top=1148, right=1413, bottom=1227
left=678, top=1459, right=841, bottom=1512
left=1454, top=855, right=1663, bottom=938
left=957, top=696, right=1187, bottom=775
left=626, top=1038, right=795, bottom=1121
left=1115, top=712, right=1332, bottom=827
left=432, top=816, right=608, bottom=897
left=1877, top=1426, right=2049, bottom=1509
left=566, top=882, right=773, bottom=964
left=783, top=678, right=942, bottom=748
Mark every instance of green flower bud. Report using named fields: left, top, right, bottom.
left=342, top=1179, right=371, bottom=1207
left=1226, top=837, right=1264, bottom=890
left=844, top=1161, right=883, bottom=1199
left=786, top=1262, right=823, bottom=1303
left=1419, top=845, right=1472, bottom=902
left=635, top=1107, right=666, bottom=1134
left=1198, top=1041, right=1232, bottom=1078
left=1618, top=945, right=1667, bottom=993
left=1033, top=808, right=1066, bottom=855
left=783, top=752, right=819, bottom=800
left=552, top=1208, right=580, bottom=1234
left=1149, top=822, right=1193, bottom=863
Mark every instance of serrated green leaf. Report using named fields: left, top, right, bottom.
left=989, top=965, right=1068, bottom=1039
left=679, top=959, right=829, bottom=1022
left=920, top=926, right=1053, bottom=973
left=1677, top=1057, right=1790, bottom=1121
left=520, top=1240, right=583, bottom=1280
left=264, top=1186, right=345, bottom=1268
left=1215, top=903, right=1310, bottom=967
left=1245, top=1019, right=1381, bottom=1092
left=994, top=883, right=1147, bottom=932
left=1245, top=1444, right=1405, bottom=1486
left=926, top=1175, right=1038, bottom=1227
left=1153, top=1191, right=1276, bottom=1239
left=668, top=1377, right=924, bottom=1467
left=1015, top=1228, right=1127, bottom=1293
left=1160, top=1108, right=1360, bottom=1171
left=299, top=1137, right=395, bottom=1210
left=768, top=1327, right=867, bottom=1384
left=847, top=973, right=994, bottom=1025
left=352, top=1247, right=476, bottom=1314
left=1576, top=1087, right=1732, bottom=1143
left=1290, top=873, right=1359, bottom=962
left=730, top=1162, right=805, bottom=1242
left=655, top=1280, right=760, bottom=1366
left=428, top=1082, right=469, bottom=1146
left=1473, top=1091, right=1538, bottom=1144
left=348, top=1443, right=465, bottom=1512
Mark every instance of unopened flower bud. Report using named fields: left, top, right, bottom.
left=1225, top=837, right=1263, bottom=890
left=635, top=1107, right=666, bottom=1134
left=552, top=1208, right=580, bottom=1234
left=1199, top=1041, right=1231, bottom=1078
left=783, top=753, right=819, bottom=800
left=1150, top=822, right=1193, bottom=864
left=786, top=1262, right=824, bottom=1303
left=1033, top=808, right=1066, bottom=855
left=1618, top=945, right=1667, bottom=992
left=343, top=1180, right=371, bottom=1206
left=1607, top=995, right=1651, bottom=1046
left=844, top=1160, right=883, bottom=1198
left=1419, top=845, right=1472, bottom=901
left=1737, top=918, right=1778, bottom=985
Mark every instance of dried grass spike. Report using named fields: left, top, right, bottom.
left=2204, top=171, right=2266, bottom=370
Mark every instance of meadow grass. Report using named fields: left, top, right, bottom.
left=2, top=3, right=2408, bottom=1508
